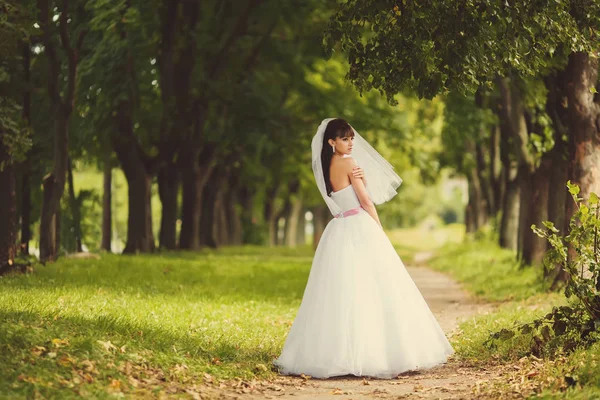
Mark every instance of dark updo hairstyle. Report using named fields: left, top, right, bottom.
left=321, top=118, right=355, bottom=196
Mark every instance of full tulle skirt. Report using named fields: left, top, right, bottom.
left=273, top=210, right=454, bottom=379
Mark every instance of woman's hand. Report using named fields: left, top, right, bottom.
left=352, top=166, right=367, bottom=186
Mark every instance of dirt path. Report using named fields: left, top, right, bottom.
left=209, top=264, right=500, bottom=400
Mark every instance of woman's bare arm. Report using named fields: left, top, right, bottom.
left=345, top=159, right=381, bottom=228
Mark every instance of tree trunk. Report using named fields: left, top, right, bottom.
left=522, top=157, right=551, bottom=266
left=112, top=106, right=155, bottom=254
left=180, top=156, right=203, bottom=250
left=199, top=171, right=219, bottom=249
left=101, top=154, right=112, bottom=252
left=278, top=198, right=292, bottom=246
left=238, top=185, right=256, bottom=244
left=312, top=205, right=328, bottom=249
left=158, top=162, right=179, bottom=250
left=466, top=171, right=484, bottom=233
left=179, top=145, right=215, bottom=250
left=476, top=140, right=493, bottom=221
left=67, top=157, right=82, bottom=252
left=285, top=196, right=303, bottom=247
left=490, top=125, right=504, bottom=217
left=20, top=162, right=31, bottom=256
left=37, top=0, right=84, bottom=262
left=497, top=77, right=531, bottom=252
left=0, top=138, right=17, bottom=274
left=565, top=52, right=600, bottom=205
left=517, top=165, right=533, bottom=259
left=499, top=168, right=520, bottom=250
left=225, top=187, right=242, bottom=245
left=297, top=210, right=306, bottom=246
left=553, top=51, right=600, bottom=287
left=39, top=110, right=69, bottom=262
left=264, top=181, right=281, bottom=247
left=543, top=73, right=570, bottom=279
left=20, top=41, right=31, bottom=256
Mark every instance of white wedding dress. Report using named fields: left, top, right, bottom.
left=274, top=183, right=454, bottom=379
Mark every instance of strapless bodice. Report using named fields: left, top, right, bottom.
left=330, top=184, right=361, bottom=212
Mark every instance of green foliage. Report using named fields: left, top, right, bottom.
left=0, top=98, right=31, bottom=169
left=441, top=92, right=497, bottom=174
left=533, top=182, right=600, bottom=321
left=0, top=1, right=32, bottom=169
left=484, top=304, right=600, bottom=359
left=325, top=1, right=600, bottom=100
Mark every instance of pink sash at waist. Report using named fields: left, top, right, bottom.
left=334, top=206, right=364, bottom=219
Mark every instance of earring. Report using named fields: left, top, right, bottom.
left=331, top=145, right=335, bottom=153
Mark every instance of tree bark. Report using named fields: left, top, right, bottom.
left=199, top=169, right=220, bottom=249
left=67, top=157, right=82, bottom=252
left=20, top=41, right=31, bottom=256
left=475, top=141, right=493, bottom=221
left=37, top=0, right=85, bottom=262
left=238, top=185, right=256, bottom=244
left=225, top=186, right=242, bottom=245
left=101, top=154, right=112, bottom=252
left=157, top=162, right=178, bottom=250
left=312, top=205, right=328, bottom=249
left=544, top=71, right=569, bottom=279
left=112, top=106, right=155, bottom=254
left=286, top=196, right=303, bottom=247
left=179, top=145, right=216, bottom=250
left=553, top=51, right=600, bottom=287
left=465, top=171, right=484, bottom=233
left=489, top=125, right=504, bottom=217
left=19, top=163, right=31, bottom=256
left=565, top=52, right=600, bottom=205
left=296, top=207, right=306, bottom=246
left=497, top=77, right=531, bottom=252
left=0, top=137, right=17, bottom=274
left=522, top=156, right=551, bottom=266
left=517, top=164, right=533, bottom=259
left=264, top=181, right=281, bottom=247
left=39, top=109, right=69, bottom=262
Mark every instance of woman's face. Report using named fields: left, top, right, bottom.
left=328, top=135, right=354, bottom=155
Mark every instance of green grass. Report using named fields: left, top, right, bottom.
left=0, top=246, right=314, bottom=398
left=429, top=239, right=548, bottom=302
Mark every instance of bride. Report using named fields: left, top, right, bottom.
left=273, top=118, right=454, bottom=379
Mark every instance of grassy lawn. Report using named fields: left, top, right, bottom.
left=0, top=247, right=315, bottom=398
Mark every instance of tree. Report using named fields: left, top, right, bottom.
left=36, top=0, right=87, bottom=262
left=0, top=0, right=32, bottom=272
left=327, top=1, right=600, bottom=265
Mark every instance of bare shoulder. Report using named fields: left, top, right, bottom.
left=337, top=156, right=357, bottom=170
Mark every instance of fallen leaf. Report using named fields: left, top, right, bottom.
left=255, top=363, right=267, bottom=372
left=31, top=346, right=46, bottom=357
left=109, top=379, right=121, bottom=390
left=331, top=388, right=343, bottom=395
left=52, top=338, right=69, bottom=348
left=97, top=340, right=117, bottom=352
left=58, top=355, right=75, bottom=367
